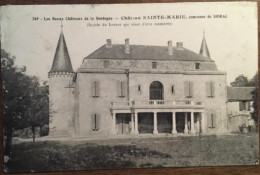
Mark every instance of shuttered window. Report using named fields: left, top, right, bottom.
left=207, top=113, right=216, bottom=128
left=91, top=114, right=100, bottom=131
left=184, top=81, right=193, bottom=98
left=91, top=81, right=100, bottom=97
left=206, top=81, right=215, bottom=98
left=117, top=81, right=127, bottom=97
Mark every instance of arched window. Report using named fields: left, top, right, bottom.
left=150, top=81, right=164, bottom=100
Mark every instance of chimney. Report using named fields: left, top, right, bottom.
left=176, top=42, right=183, bottom=50
left=168, top=40, right=173, bottom=55
left=125, top=38, right=130, bottom=54
left=106, top=39, right=112, bottom=48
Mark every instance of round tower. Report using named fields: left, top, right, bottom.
left=48, top=27, right=75, bottom=137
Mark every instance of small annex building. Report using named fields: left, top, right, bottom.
left=227, top=87, right=255, bottom=132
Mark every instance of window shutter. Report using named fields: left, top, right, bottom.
left=207, top=113, right=212, bottom=128
left=210, top=82, right=215, bottom=97
left=96, top=114, right=101, bottom=130
left=91, top=114, right=96, bottom=130
left=184, top=81, right=189, bottom=97
left=212, top=113, right=216, bottom=128
left=122, top=81, right=127, bottom=97
left=116, top=81, right=121, bottom=97
left=247, top=101, right=251, bottom=111
left=239, top=101, right=243, bottom=111
left=95, top=81, right=100, bottom=97
left=189, top=82, right=193, bottom=97
left=206, top=81, right=210, bottom=97
left=91, top=81, right=96, bottom=97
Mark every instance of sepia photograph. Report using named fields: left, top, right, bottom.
left=0, top=2, right=258, bottom=173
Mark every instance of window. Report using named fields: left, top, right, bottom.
left=150, top=81, right=164, bottom=100
left=91, top=81, right=100, bottom=97
left=171, top=85, right=175, bottom=95
left=239, top=101, right=250, bottom=111
left=117, top=81, right=127, bottom=97
left=184, top=81, right=193, bottom=98
left=152, top=62, right=157, bottom=69
left=207, top=113, right=216, bottom=128
left=206, top=81, right=215, bottom=98
left=103, top=60, right=109, bottom=68
left=91, top=114, right=100, bottom=131
left=138, top=85, right=141, bottom=91
left=130, top=61, right=137, bottom=67
left=195, top=63, right=200, bottom=69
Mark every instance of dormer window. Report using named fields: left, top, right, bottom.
left=103, top=60, right=109, bottom=68
left=152, top=62, right=157, bottom=69
left=195, top=63, right=200, bottom=69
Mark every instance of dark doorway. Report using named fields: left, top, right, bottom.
left=116, top=113, right=132, bottom=134
left=138, top=113, right=153, bottom=134
left=176, top=113, right=191, bottom=133
left=150, top=81, right=164, bottom=100
left=157, top=113, right=172, bottom=133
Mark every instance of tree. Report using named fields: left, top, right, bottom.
left=27, top=79, right=49, bottom=142
left=250, top=73, right=258, bottom=128
left=230, top=75, right=249, bottom=87
left=1, top=49, right=50, bottom=155
left=2, top=50, right=31, bottom=155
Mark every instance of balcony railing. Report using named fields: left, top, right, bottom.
left=111, top=100, right=204, bottom=109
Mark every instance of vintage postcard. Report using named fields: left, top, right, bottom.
left=0, top=2, right=258, bottom=173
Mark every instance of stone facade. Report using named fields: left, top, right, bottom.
left=49, top=30, right=230, bottom=137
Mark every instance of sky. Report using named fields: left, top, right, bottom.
left=0, top=2, right=258, bottom=84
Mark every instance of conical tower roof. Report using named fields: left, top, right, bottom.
left=50, top=29, right=73, bottom=72
left=199, top=31, right=211, bottom=58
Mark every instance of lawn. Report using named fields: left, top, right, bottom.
left=5, top=133, right=259, bottom=173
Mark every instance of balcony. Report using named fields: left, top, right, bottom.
left=111, top=100, right=204, bottom=110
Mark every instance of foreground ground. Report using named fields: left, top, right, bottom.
left=5, top=133, right=259, bottom=173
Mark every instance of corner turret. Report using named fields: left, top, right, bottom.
left=199, top=31, right=211, bottom=58
left=48, top=26, right=76, bottom=137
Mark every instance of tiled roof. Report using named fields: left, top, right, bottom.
left=86, top=44, right=213, bottom=61
left=50, top=31, right=74, bottom=72
left=227, top=87, right=255, bottom=101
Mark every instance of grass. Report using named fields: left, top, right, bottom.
left=5, top=133, right=259, bottom=173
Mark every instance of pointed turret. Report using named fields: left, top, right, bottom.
left=48, top=26, right=75, bottom=137
left=199, top=31, right=211, bottom=58
left=50, top=28, right=73, bottom=72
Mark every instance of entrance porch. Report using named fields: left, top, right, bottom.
left=111, top=100, right=205, bottom=135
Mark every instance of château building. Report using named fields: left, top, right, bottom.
left=48, top=29, right=229, bottom=137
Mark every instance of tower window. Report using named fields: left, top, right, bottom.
left=138, top=85, right=141, bottom=91
left=171, top=85, right=175, bottom=95
left=91, top=81, right=100, bottom=98
left=152, top=62, right=157, bottom=69
left=103, top=60, right=109, bottom=68
left=91, top=114, right=100, bottom=131
left=195, top=63, right=200, bottom=69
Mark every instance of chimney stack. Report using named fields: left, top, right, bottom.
left=125, top=38, right=130, bottom=54
left=176, top=42, right=183, bottom=50
left=168, top=40, right=173, bottom=55
left=106, top=39, right=112, bottom=48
